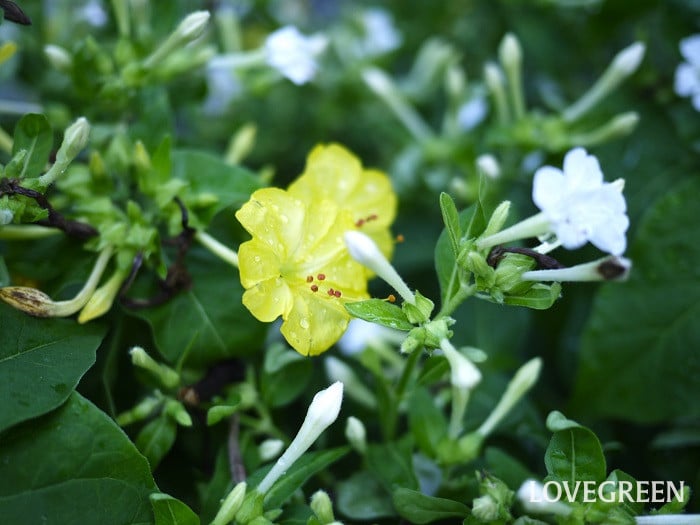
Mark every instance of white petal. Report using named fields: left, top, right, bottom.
left=692, top=92, right=700, bottom=112
left=554, top=220, right=588, bottom=250
left=563, top=148, right=603, bottom=193
left=532, top=166, right=565, bottom=213
left=674, top=63, right=699, bottom=97
left=589, top=227, right=627, bottom=255
left=680, top=34, right=700, bottom=66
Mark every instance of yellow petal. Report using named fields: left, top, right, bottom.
left=242, top=277, right=293, bottom=322
left=235, top=188, right=306, bottom=259
left=238, top=238, right=282, bottom=289
left=281, top=289, right=351, bottom=356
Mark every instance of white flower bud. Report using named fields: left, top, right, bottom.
left=476, top=153, right=501, bottom=179
left=440, top=339, right=482, bottom=390
left=522, top=255, right=631, bottom=282
left=44, top=44, right=73, bottom=72
left=344, top=230, right=415, bottom=304
left=517, top=480, right=572, bottom=516
left=176, top=11, right=211, bottom=43
left=211, top=482, right=247, bottom=525
left=612, top=42, right=646, bottom=76
left=498, top=33, right=522, bottom=69
left=345, top=416, right=367, bottom=454
left=258, top=439, right=284, bottom=461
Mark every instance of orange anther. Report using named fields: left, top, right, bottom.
left=317, top=273, right=326, bottom=281
left=306, top=275, right=314, bottom=283
left=396, top=234, right=405, bottom=243
left=333, top=290, right=342, bottom=298
left=387, top=294, right=396, bottom=303
left=310, top=284, right=319, bottom=292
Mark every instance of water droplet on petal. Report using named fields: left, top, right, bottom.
left=300, top=318, right=310, bottom=329
left=254, top=256, right=261, bottom=262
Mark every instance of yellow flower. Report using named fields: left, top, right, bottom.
left=235, top=144, right=398, bottom=356
left=236, top=188, right=369, bottom=355
left=288, top=144, right=397, bottom=262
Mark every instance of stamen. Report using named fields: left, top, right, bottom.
left=355, top=219, right=365, bottom=227
left=310, top=284, right=318, bottom=292
left=387, top=294, right=396, bottom=303
left=317, top=273, right=326, bottom=281
left=367, top=214, right=378, bottom=222
left=306, top=275, right=314, bottom=283
left=327, top=288, right=335, bottom=296
left=396, top=234, right=405, bottom=243
left=333, top=290, right=342, bottom=298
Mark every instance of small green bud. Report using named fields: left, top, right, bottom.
left=164, top=399, right=192, bottom=427
left=61, top=117, right=91, bottom=161
left=116, top=395, right=162, bottom=427
left=400, top=328, right=425, bottom=354
left=78, top=268, right=129, bottom=324
left=481, top=201, right=510, bottom=238
left=345, top=416, right=367, bottom=454
left=472, top=495, right=500, bottom=522
left=310, top=490, right=335, bottom=524
left=211, top=482, right=247, bottom=525
left=235, top=490, right=265, bottom=524
left=493, top=252, right=535, bottom=295
left=467, top=251, right=495, bottom=288
left=130, top=346, right=181, bottom=389
left=402, top=290, right=434, bottom=324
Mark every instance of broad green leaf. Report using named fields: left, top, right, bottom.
left=366, top=439, right=419, bottom=492
left=136, top=412, right=177, bottom=469
left=129, top=247, right=266, bottom=367
left=247, top=447, right=350, bottom=509
left=0, top=303, right=105, bottom=432
left=573, top=177, right=700, bottom=422
left=0, top=392, right=157, bottom=524
left=439, top=192, right=461, bottom=257
left=484, top=447, right=535, bottom=490
left=392, top=488, right=469, bottom=524
left=12, top=113, right=53, bottom=180
left=150, top=493, right=200, bottom=525
left=344, top=299, right=413, bottom=331
left=408, top=386, right=448, bottom=457
left=171, top=150, right=261, bottom=225
left=336, top=471, right=396, bottom=520
left=544, top=411, right=606, bottom=489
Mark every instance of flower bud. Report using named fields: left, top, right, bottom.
left=522, top=255, right=631, bottom=282
left=440, top=339, right=482, bottom=390
left=345, top=416, right=367, bottom=454
left=476, top=154, right=501, bottom=179
left=310, top=490, right=335, bottom=524
left=611, top=42, right=646, bottom=76
left=211, top=482, right=247, bottom=525
left=176, top=11, right=210, bottom=43
left=78, top=268, right=128, bottom=324
left=44, top=44, right=73, bottom=72
left=344, top=230, right=415, bottom=304
left=62, top=117, right=91, bottom=161
left=258, top=439, right=284, bottom=462
left=129, top=346, right=181, bottom=389
left=0, top=287, right=60, bottom=317
left=517, top=480, right=572, bottom=516
left=256, top=382, right=344, bottom=494
left=115, top=395, right=162, bottom=426
left=498, top=33, right=522, bottom=70
left=402, top=290, right=434, bottom=324
left=472, top=495, right=500, bottom=521
left=164, top=399, right=192, bottom=427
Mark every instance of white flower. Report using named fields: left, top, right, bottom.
left=264, top=25, right=328, bottom=85
left=359, top=8, right=401, bottom=57
left=533, top=147, right=628, bottom=255
left=674, top=34, right=700, bottom=111
left=203, top=57, right=242, bottom=113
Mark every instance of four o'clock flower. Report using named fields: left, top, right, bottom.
left=477, top=147, right=628, bottom=256
left=264, top=25, right=328, bottom=85
left=674, top=34, right=700, bottom=111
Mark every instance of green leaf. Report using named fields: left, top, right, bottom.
left=435, top=205, right=476, bottom=303
left=544, top=411, right=606, bottom=489
left=0, top=392, right=157, bottom=524
left=408, top=386, right=448, bottom=457
left=572, top=177, right=700, bottom=422
left=150, top=493, right=200, bottom=525
left=439, top=192, right=462, bottom=257
left=392, top=488, right=469, bottom=524
left=261, top=344, right=313, bottom=408
left=0, top=303, right=105, bottom=432
left=206, top=403, right=240, bottom=426
left=0, top=257, right=9, bottom=286
left=172, top=150, right=261, bottom=225
left=136, top=412, right=177, bottom=469
left=12, top=113, right=53, bottom=180
left=336, top=471, right=396, bottom=520
left=344, top=299, right=413, bottom=331
left=366, top=439, right=419, bottom=492
left=129, top=247, right=266, bottom=367
left=249, top=447, right=350, bottom=509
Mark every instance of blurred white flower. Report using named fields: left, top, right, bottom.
left=674, top=34, right=700, bottom=111
left=533, top=147, right=628, bottom=255
left=203, top=56, right=242, bottom=113
left=359, top=8, right=401, bottom=57
left=79, top=0, right=108, bottom=27
left=264, top=25, right=328, bottom=85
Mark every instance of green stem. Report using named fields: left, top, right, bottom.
left=0, top=225, right=62, bottom=240
left=195, top=230, right=239, bottom=267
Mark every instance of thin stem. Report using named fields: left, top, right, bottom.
left=0, top=125, right=13, bottom=153
left=448, top=386, right=470, bottom=439
left=0, top=225, right=62, bottom=240
left=196, top=230, right=239, bottom=268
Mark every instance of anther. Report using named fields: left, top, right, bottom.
left=317, top=273, right=326, bottom=281
left=306, top=275, right=314, bottom=283
left=327, top=288, right=335, bottom=296
left=396, top=234, right=405, bottom=243
left=367, top=214, right=378, bottom=222
left=355, top=219, right=365, bottom=227
left=310, top=284, right=318, bottom=292
left=387, top=294, right=396, bottom=303
left=333, top=290, right=342, bottom=298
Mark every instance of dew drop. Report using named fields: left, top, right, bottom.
left=254, top=256, right=261, bottom=262
left=280, top=214, right=289, bottom=224
left=300, top=318, right=310, bottom=329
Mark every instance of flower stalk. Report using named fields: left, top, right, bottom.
left=195, top=230, right=239, bottom=267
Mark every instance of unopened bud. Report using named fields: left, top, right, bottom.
left=310, top=490, right=335, bottom=524
left=522, top=255, right=631, bottom=282
left=472, top=495, right=500, bottom=521
left=176, top=11, right=210, bottom=43
left=476, top=154, right=501, bottom=179
left=517, top=480, right=572, bottom=516
left=211, top=482, right=247, bottom=525
left=44, top=44, right=73, bottom=72
left=498, top=33, right=522, bottom=70
left=440, top=339, right=482, bottom=390
left=345, top=416, right=367, bottom=454
left=258, top=439, right=284, bottom=461
left=78, top=268, right=128, bottom=323
left=611, top=42, right=645, bottom=76
left=130, top=346, right=181, bottom=389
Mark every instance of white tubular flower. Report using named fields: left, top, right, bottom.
left=517, top=480, right=572, bottom=516
left=440, top=339, right=482, bottom=390
left=344, top=230, right=415, bottom=304
left=256, top=382, right=343, bottom=494
left=533, top=147, right=628, bottom=255
left=522, top=255, right=631, bottom=282
left=675, top=34, right=700, bottom=111
left=264, top=26, right=328, bottom=85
